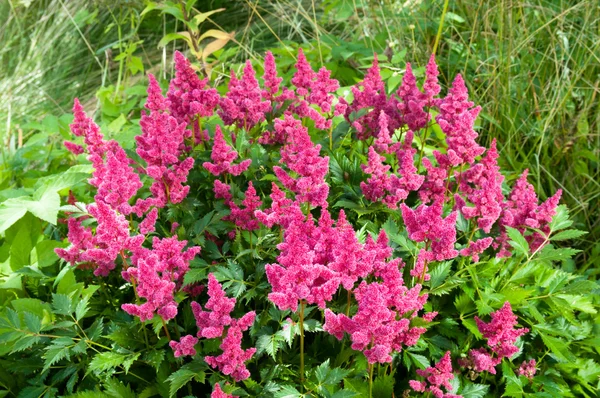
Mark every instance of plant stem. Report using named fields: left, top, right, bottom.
left=368, top=362, right=374, bottom=397
left=299, top=300, right=305, bottom=388
left=345, top=290, right=351, bottom=316
left=161, top=318, right=171, bottom=341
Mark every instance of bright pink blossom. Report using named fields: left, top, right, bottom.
left=168, top=51, right=219, bottom=124
left=219, top=61, right=271, bottom=129
left=211, top=384, right=234, bottom=398
left=191, top=274, right=236, bottom=339
left=204, top=312, right=256, bottom=381
left=409, top=352, right=461, bottom=398
left=169, top=334, right=198, bottom=357
left=475, top=302, right=529, bottom=359
left=518, top=359, right=537, bottom=380
left=203, top=126, right=251, bottom=176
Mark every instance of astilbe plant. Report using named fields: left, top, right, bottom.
left=52, top=49, right=577, bottom=397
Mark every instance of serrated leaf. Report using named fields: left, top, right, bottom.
left=506, top=227, right=529, bottom=256
left=75, top=297, right=90, bottom=321
left=549, top=205, right=572, bottom=231
left=460, top=383, right=489, bottom=398
left=429, top=262, right=451, bottom=289
left=104, top=378, right=137, bottom=398
left=550, top=229, right=587, bottom=241
left=52, top=293, right=73, bottom=315
left=11, top=335, right=40, bottom=353
left=24, top=312, right=41, bottom=333
left=535, top=246, right=580, bottom=262
left=539, top=332, right=576, bottom=363
left=44, top=341, right=74, bottom=372
left=274, top=385, right=302, bottom=398
left=256, top=333, right=283, bottom=360
left=89, top=352, right=137, bottom=374
left=166, top=369, right=197, bottom=398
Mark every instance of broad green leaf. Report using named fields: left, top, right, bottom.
left=550, top=229, right=587, bottom=241
left=274, top=385, right=302, bottom=398
left=256, top=333, right=283, bottom=360
left=166, top=369, right=196, bottom=398
left=460, top=383, right=489, bottom=398
left=506, top=227, right=529, bottom=256
left=539, top=332, right=576, bottom=362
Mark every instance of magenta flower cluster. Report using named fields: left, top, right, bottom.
left=58, top=48, right=558, bottom=391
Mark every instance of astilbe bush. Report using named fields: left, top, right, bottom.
left=40, top=49, right=596, bottom=397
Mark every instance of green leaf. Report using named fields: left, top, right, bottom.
left=539, top=332, right=576, bottom=362
left=550, top=229, right=587, bottom=241
left=52, top=293, right=73, bottom=315
left=460, top=383, right=489, bottom=398
left=166, top=369, right=197, bottom=398
left=429, top=262, right=451, bottom=289
left=104, top=378, right=137, bottom=398
left=315, top=359, right=350, bottom=385
left=372, top=372, right=395, bottom=398
left=535, top=246, right=580, bottom=262
left=549, top=205, right=572, bottom=231
left=75, top=297, right=91, bottom=321
left=44, top=339, right=74, bottom=372
left=331, top=390, right=360, bottom=398
left=256, top=333, right=283, bottom=360
left=11, top=335, right=41, bottom=353
left=23, top=312, right=41, bottom=333
left=274, top=385, right=303, bottom=398
left=89, top=352, right=137, bottom=374
left=506, top=227, right=529, bottom=256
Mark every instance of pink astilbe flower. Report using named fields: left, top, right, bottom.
left=475, top=302, right=529, bottom=359
left=205, top=311, right=256, bottom=381
left=401, top=201, right=459, bottom=279
left=459, top=237, right=493, bottom=262
left=58, top=201, right=144, bottom=277
left=121, top=236, right=199, bottom=320
left=361, top=146, right=393, bottom=203
left=409, top=352, right=462, bottom=398
left=91, top=141, right=143, bottom=215
left=397, top=63, right=430, bottom=131
left=345, top=56, right=401, bottom=139
left=436, top=75, right=485, bottom=165
left=456, top=140, right=504, bottom=232
left=324, top=232, right=431, bottom=364
left=211, top=384, right=234, bottom=398
left=362, top=131, right=423, bottom=209
left=226, top=182, right=262, bottom=231
left=169, top=334, right=198, bottom=357
left=373, top=111, right=395, bottom=153
left=324, top=275, right=428, bottom=363
left=137, top=74, right=188, bottom=174
left=55, top=218, right=94, bottom=265
left=291, top=48, right=316, bottom=97
left=70, top=99, right=105, bottom=154
left=121, top=253, right=178, bottom=321
left=219, top=61, right=271, bottom=129
left=168, top=51, right=219, bottom=124
left=464, top=347, right=500, bottom=374
left=203, top=126, right=251, bottom=176
left=496, top=170, right=562, bottom=256
left=138, top=207, right=158, bottom=235
left=518, top=359, right=537, bottom=380
left=288, top=49, right=341, bottom=129
left=254, top=183, right=304, bottom=228
left=308, top=66, right=339, bottom=113
left=273, top=115, right=330, bottom=208
left=213, top=180, right=234, bottom=206
left=420, top=151, right=452, bottom=204
left=423, top=54, right=441, bottom=102
left=266, top=213, right=341, bottom=312
left=191, top=274, right=236, bottom=339
left=64, top=140, right=84, bottom=155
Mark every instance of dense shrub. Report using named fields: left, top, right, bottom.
left=0, top=50, right=597, bottom=398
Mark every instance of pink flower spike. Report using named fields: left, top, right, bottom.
left=169, top=334, right=198, bottom=357
left=64, top=141, right=84, bottom=155
left=192, top=274, right=236, bottom=339
left=410, top=351, right=461, bottom=398
left=211, top=383, right=234, bottom=398
left=203, top=125, right=251, bottom=176
left=475, top=302, right=529, bottom=359
left=291, top=48, right=316, bottom=97
left=518, top=359, right=537, bottom=380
